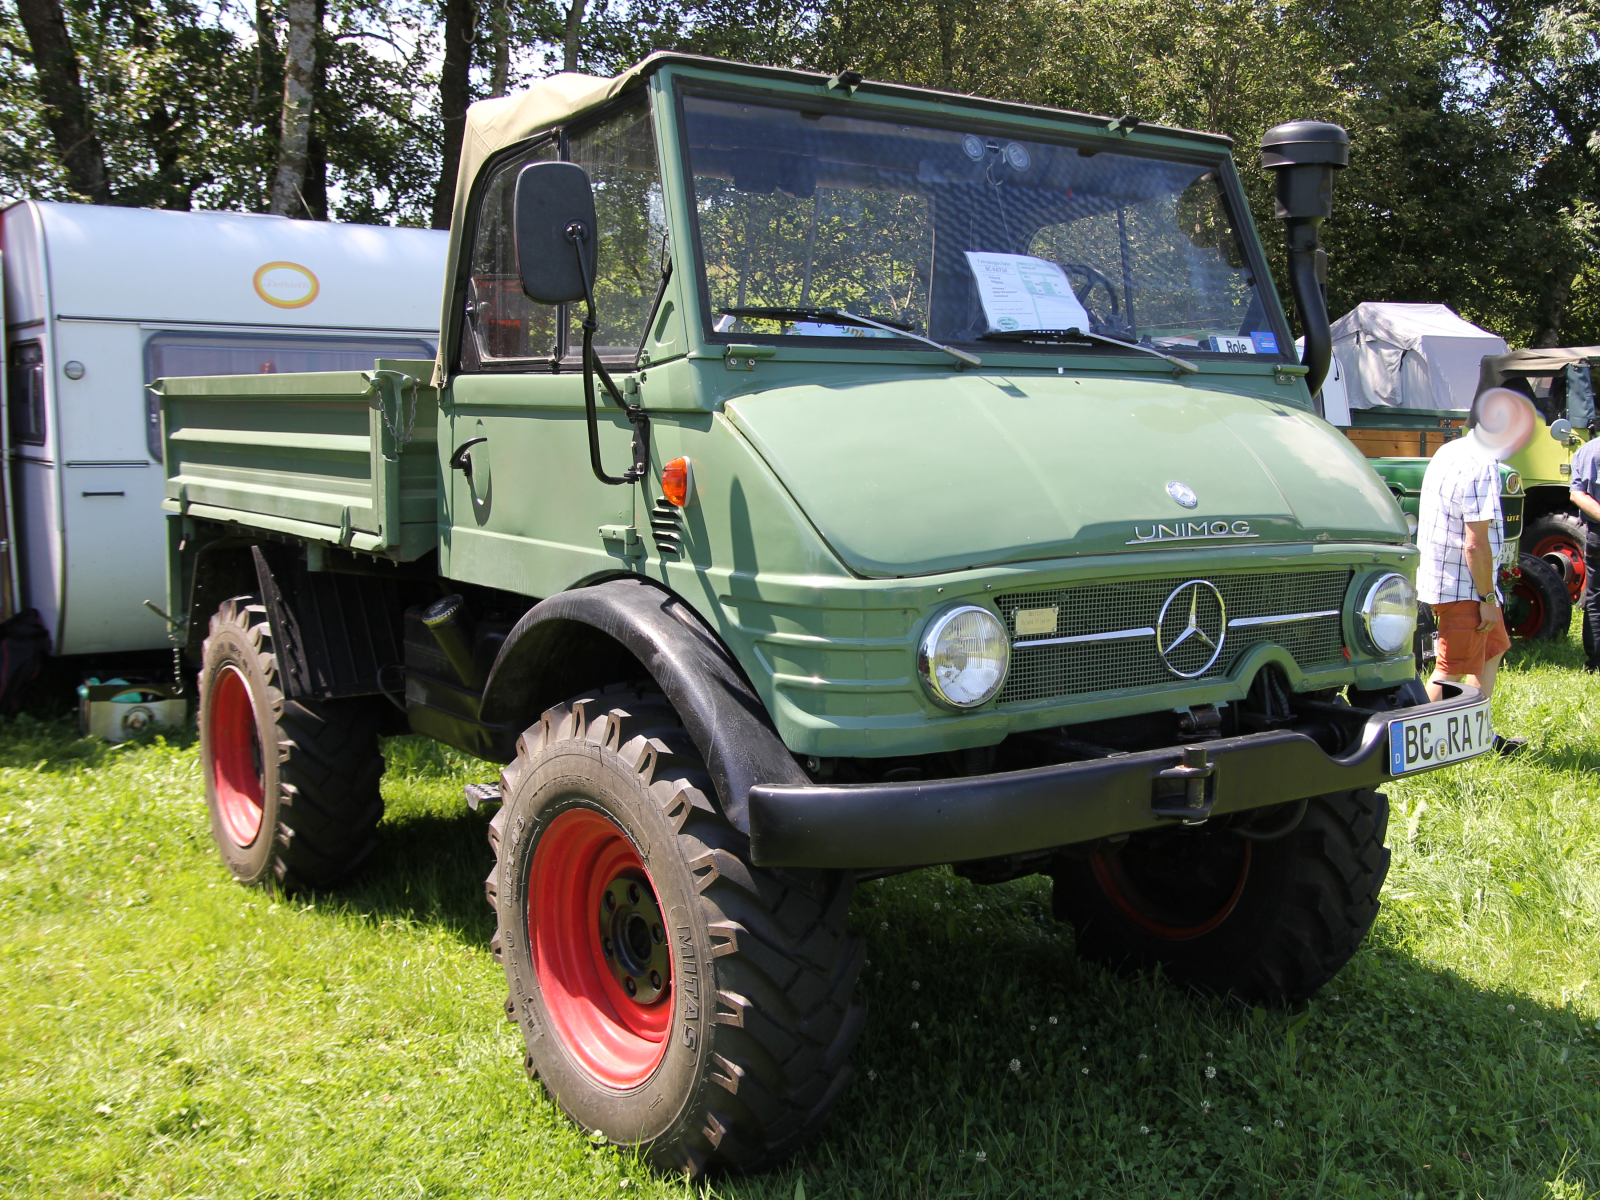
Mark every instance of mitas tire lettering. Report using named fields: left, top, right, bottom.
left=487, top=684, right=865, bottom=1175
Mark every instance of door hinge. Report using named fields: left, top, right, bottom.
left=599, top=524, right=646, bottom=560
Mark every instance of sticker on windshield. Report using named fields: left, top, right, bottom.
left=791, top=321, right=896, bottom=339
left=964, top=252, right=1091, bottom=334
left=1204, top=332, right=1279, bottom=354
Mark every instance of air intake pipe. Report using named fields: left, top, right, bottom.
left=1260, top=120, right=1348, bottom=398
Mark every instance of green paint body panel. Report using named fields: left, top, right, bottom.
left=160, top=62, right=1422, bottom=760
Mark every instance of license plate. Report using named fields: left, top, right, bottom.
left=1388, top=702, right=1494, bottom=775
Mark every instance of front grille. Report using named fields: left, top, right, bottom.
left=994, top=570, right=1351, bottom=705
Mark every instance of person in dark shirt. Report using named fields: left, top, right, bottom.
left=1567, top=434, right=1600, bottom=669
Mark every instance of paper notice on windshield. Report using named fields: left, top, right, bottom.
left=964, top=252, right=1091, bottom=334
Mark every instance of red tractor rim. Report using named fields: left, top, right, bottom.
left=1506, top=579, right=1546, bottom=640
left=528, top=808, right=671, bottom=1089
left=1090, top=842, right=1252, bottom=940
left=1531, top=533, right=1586, bottom=603
left=210, top=666, right=265, bottom=846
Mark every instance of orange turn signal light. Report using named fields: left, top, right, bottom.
left=662, top=457, right=694, bottom=507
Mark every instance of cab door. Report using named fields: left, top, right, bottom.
left=443, top=103, right=667, bottom=598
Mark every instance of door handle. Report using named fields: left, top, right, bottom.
left=449, top=437, right=487, bottom=478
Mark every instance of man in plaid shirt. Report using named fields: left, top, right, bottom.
left=1417, top=390, right=1531, bottom=752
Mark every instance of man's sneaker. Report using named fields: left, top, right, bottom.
left=1493, top=734, right=1528, bottom=757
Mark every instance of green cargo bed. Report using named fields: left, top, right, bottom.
left=157, top=358, right=439, bottom=561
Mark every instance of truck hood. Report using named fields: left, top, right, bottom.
left=724, top=371, right=1405, bottom=578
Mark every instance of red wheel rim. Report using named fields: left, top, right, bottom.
left=1090, top=839, right=1251, bottom=940
left=528, top=808, right=671, bottom=1089
left=210, top=666, right=265, bottom=846
left=1505, top=579, right=1545, bottom=640
left=1531, top=533, right=1586, bottom=603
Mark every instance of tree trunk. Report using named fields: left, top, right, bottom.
left=1533, top=257, right=1580, bottom=347
left=431, top=0, right=475, bottom=229
left=270, top=0, right=318, bottom=217
left=563, top=0, right=587, bottom=72
left=14, top=0, right=109, bottom=202
left=489, top=0, right=510, bottom=97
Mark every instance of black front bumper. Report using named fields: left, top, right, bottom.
left=747, top=686, right=1486, bottom=869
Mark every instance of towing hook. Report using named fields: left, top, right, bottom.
left=1151, top=745, right=1216, bottom=822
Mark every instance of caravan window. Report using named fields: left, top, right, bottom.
left=144, top=331, right=436, bottom=461
left=7, top=341, right=46, bottom=447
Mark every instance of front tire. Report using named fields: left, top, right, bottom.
left=488, top=685, right=864, bottom=1175
left=1052, top=789, right=1390, bottom=1004
left=1525, top=511, right=1587, bottom=605
left=1505, top=552, right=1572, bottom=641
left=199, top=595, right=386, bottom=889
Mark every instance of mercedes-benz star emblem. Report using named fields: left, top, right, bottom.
left=1166, top=481, right=1198, bottom=508
left=1156, top=580, right=1227, bottom=678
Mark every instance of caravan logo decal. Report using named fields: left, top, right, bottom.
left=1128, top=520, right=1258, bottom=545
left=253, top=261, right=320, bottom=309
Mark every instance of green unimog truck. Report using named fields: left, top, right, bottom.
left=158, top=54, right=1493, bottom=1174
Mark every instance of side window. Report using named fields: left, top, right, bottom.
left=565, top=106, right=668, bottom=361
left=7, top=341, right=45, bottom=447
left=465, top=138, right=561, bottom=365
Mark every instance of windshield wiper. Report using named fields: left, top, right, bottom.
left=980, top=327, right=1199, bottom=376
left=720, top=306, right=981, bottom=369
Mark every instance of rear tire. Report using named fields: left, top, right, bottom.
left=1052, top=789, right=1390, bottom=1004
left=488, top=684, right=865, bottom=1176
left=199, top=595, right=385, bottom=890
left=1525, top=512, right=1587, bottom=606
left=1505, top=552, right=1572, bottom=641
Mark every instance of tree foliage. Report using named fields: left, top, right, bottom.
left=3, top=0, right=1600, bottom=343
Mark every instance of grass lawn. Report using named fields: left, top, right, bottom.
left=2, top=637, right=1598, bottom=1199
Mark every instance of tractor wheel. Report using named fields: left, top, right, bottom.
left=1052, top=789, right=1390, bottom=1005
left=1504, top=552, right=1572, bottom=641
left=1525, top=512, right=1588, bottom=605
left=487, top=684, right=865, bottom=1176
left=199, top=595, right=386, bottom=890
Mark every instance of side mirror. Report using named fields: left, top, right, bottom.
left=1551, top=418, right=1574, bottom=443
left=1260, top=121, right=1348, bottom=397
left=513, top=161, right=598, bottom=305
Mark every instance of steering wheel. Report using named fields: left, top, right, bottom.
left=1057, top=263, right=1123, bottom=333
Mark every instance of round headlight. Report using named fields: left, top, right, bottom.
left=918, top=605, right=1010, bottom=709
left=1503, top=470, right=1522, bottom=494
left=1358, top=572, right=1418, bottom=655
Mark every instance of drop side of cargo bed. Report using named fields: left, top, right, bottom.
left=156, top=358, right=439, bottom=560
left=1339, top=406, right=1465, bottom=459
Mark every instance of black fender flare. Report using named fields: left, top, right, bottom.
left=478, top=577, right=807, bottom=832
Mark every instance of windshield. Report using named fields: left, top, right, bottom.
left=682, top=94, right=1281, bottom=358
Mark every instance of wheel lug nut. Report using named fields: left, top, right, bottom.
left=603, top=938, right=613, bottom=957
left=603, top=891, right=616, bottom=912
left=624, top=976, right=637, bottom=996
left=628, top=882, right=641, bottom=904
left=652, top=923, right=664, bottom=943
left=649, top=970, right=662, bottom=989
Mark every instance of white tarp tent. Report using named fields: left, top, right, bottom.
left=1331, top=302, right=1507, bottom=411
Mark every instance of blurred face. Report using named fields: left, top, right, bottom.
left=1469, top=387, right=1537, bottom=460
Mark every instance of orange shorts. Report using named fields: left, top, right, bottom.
left=1433, top=600, right=1512, bottom=677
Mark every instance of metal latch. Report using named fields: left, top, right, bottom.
left=1151, top=745, right=1216, bottom=822
left=724, top=344, right=778, bottom=372
left=1274, top=363, right=1310, bottom=386
left=599, top=524, right=645, bottom=560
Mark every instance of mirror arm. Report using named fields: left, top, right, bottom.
left=570, top=224, right=650, bottom=488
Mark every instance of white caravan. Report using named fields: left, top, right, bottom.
left=1, top=202, right=446, bottom=657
